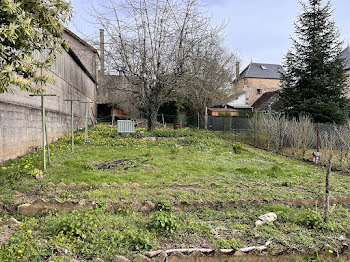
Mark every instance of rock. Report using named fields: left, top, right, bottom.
left=122, top=183, right=129, bottom=188
left=67, top=182, right=76, bottom=189
left=255, top=212, right=277, bottom=226
left=57, top=182, right=68, bottom=189
left=210, top=182, right=219, bottom=188
left=132, top=254, right=151, bottom=262
left=113, top=256, right=130, bottom=262
left=0, top=217, right=21, bottom=226
left=167, top=251, right=186, bottom=262
left=132, top=202, right=142, bottom=211
left=233, top=250, right=245, bottom=256
left=78, top=182, right=88, bottom=188
left=140, top=200, right=155, bottom=212
left=259, top=212, right=277, bottom=222
left=339, top=235, right=347, bottom=241
left=130, top=183, right=140, bottom=189
left=101, top=183, right=109, bottom=188
left=255, top=220, right=263, bottom=226
left=144, top=250, right=163, bottom=258
left=18, top=203, right=33, bottom=215
left=144, top=200, right=155, bottom=209
left=111, top=182, right=118, bottom=187
left=188, top=250, right=205, bottom=258
left=18, top=199, right=85, bottom=215
left=93, top=259, right=104, bottom=262
left=47, top=182, right=56, bottom=188
left=151, top=252, right=166, bottom=262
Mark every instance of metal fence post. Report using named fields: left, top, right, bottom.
left=29, top=94, right=56, bottom=170
left=42, top=96, right=46, bottom=170
left=64, top=99, right=81, bottom=152
left=204, top=107, right=208, bottom=130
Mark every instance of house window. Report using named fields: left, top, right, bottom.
left=256, top=88, right=262, bottom=95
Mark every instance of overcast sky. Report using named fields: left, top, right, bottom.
left=68, top=0, right=350, bottom=70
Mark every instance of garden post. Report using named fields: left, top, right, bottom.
left=197, top=113, right=200, bottom=129
left=324, top=154, right=333, bottom=224
left=45, top=120, right=51, bottom=165
left=42, top=96, right=46, bottom=170
left=279, top=118, right=283, bottom=154
left=204, top=107, right=208, bottom=131
left=64, top=99, right=81, bottom=152
left=79, top=101, right=93, bottom=142
left=317, top=122, right=320, bottom=152
left=29, top=94, right=56, bottom=171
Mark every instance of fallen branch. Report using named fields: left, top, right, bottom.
left=144, top=241, right=271, bottom=258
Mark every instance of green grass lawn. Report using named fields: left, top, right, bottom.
left=0, top=124, right=349, bottom=261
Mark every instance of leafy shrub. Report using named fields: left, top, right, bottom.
left=232, top=142, right=242, bottom=154
left=148, top=211, right=178, bottom=234
left=156, top=200, right=174, bottom=212
left=44, top=208, right=100, bottom=240
left=122, top=227, right=154, bottom=251
left=300, top=208, right=324, bottom=229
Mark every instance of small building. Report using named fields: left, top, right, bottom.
left=252, top=91, right=279, bottom=112
left=232, top=62, right=285, bottom=105
left=207, top=108, right=238, bottom=116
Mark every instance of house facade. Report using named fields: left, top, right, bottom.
left=341, top=46, right=350, bottom=91
left=232, top=62, right=285, bottom=106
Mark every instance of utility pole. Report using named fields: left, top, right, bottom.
left=79, top=101, right=93, bottom=142
left=64, top=99, right=81, bottom=152
left=29, top=94, right=56, bottom=171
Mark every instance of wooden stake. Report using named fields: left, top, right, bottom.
left=324, top=154, right=333, bottom=224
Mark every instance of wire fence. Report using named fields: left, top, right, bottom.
left=95, top=111, right=350, bottom=171
left=245, top=113, right=350, bottom=172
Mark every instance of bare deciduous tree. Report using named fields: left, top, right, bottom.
left=93, top=0, right=236, bottom=130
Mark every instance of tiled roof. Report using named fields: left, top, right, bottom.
left=64, top=28, right=98, bottom=54
left=341, top=46, right=350, bottom=70
left=252, top=91, right=278, bottom=111
left=239, top=63, right=285, bottom=80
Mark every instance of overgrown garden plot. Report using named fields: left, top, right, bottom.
left=0, top=124, right=349, bottom=261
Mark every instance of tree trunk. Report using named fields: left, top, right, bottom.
left=324, top=154, right=333, bottom=224
left=147, top=109, right=158, bottom=132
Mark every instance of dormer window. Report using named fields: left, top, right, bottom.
left=260, top=65, right=267, bottom=70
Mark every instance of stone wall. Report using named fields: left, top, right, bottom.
left=232, top=78, right=281, bottom=105
left=0, top=47, right=97, bottom=162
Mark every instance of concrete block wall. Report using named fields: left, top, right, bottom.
left=0, top=48, right=97, bottom=162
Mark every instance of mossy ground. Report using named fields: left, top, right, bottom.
left=0, top=124, right=349, bottom=261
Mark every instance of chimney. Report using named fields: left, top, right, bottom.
left=235, top=61, right=240, bottom=81
left=100, top=29, right=105, bottom=76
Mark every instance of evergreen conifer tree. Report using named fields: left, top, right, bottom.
left=279, top=0, right=349, bottom=124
